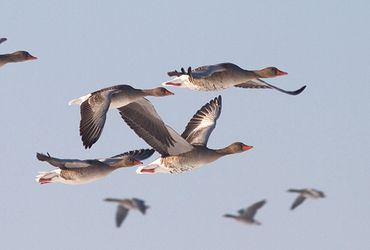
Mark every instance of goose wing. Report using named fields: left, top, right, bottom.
left=235, top=78, right=306, bottom=95
left=243, top=200, right=266, bottom=219
left=115, top=205, right=129, bottom=227
left=79, top=88, right=121, bottom=148
left=290, top=195, right=306, bottom=210
left=119, top=98, right=193, bottom=156
left=36, top=152, right=94, bottom=169
left=181, top=95, right=222, bottom=146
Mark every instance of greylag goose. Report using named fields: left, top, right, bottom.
left=224, top=199, right=266, bottom=225
left=288, top=188, right=325, bottom=210
left=35, top=149, right=154, bottom=184
left=69, top=85, right=174, bottom=148
left=163, top=62, right=306, bottom=95
left=104, top=197, right=149, bottom=227
left=119, top=95, right=253, bottom=174
left=0, top=38, right=37, bottom=67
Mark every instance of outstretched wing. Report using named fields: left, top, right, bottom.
left=191, top=64, right=229, bottom=79
left=110, top=149, right=155, bottom=161
left=290, top=195, right=306, bottom=210
left=79, top=88, right=118, bottom=148
left=243, top=200, right=266, bottom=219
left=116, top=206, right=129, bottom=227
left=181, top=95, right=222, bottom=146
left=36, top=152, right=93, bottom=169
left=119, top=98, right=193, bottom=156
left=235, top=78, right=306, bottom=95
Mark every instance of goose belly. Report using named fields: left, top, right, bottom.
left=60, top=168, right=111, bottom=184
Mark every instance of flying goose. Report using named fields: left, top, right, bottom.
left=288, top=188, right=325, bottom=210
left=224, top=199, right=266, bottom=225
left=69, top=84, right=174, bottom=148
left=163, top=62, right=306, bottom=95
left=104, top=197, right=149, bottom=227
left=35, top=149, right=154, bottom=184
left=119, top=95, right=252, bottom=174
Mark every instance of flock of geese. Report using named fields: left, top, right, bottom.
left=2, top=37, right=325, bottom=227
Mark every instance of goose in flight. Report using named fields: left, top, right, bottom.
left=163, top=62, right=306, bottom=95
left=104, top=197, right=149, bottom=227
left=288, top=188, right=325, bottom=210
left=69, top=84, right=174, bottom=148
left=224, top=199, right=266, bottom=225
left=35, top=149, right=154, bottom=184
left=119, top=95, right=253, bottom=174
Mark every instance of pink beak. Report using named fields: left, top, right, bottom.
left=242, top=144, right=253, bottom=151
left=276, top=70, right=288, bottom=76
left=27, top=54, right=38, bottom=60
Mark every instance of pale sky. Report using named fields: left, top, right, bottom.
left=1, top=1, right=370, bottom=249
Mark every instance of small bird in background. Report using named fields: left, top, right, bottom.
left=68, top=84, right=174, bottom=149
left=287, top=188, right=326, bottom=210
left=104, top=198, right=150, bottom=228
left=121, top=95, right=253, bottom=174
left=0, top=38, right=37, bottom=67
left=164, top=62, right=306, bottom=95
left=35, top=149, right=154, bottom=185
left=223, top=199, right=266, bottom=225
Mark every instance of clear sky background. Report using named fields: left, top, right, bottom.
left=1, top=1, right=369, bottom=249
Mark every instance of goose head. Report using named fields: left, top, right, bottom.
left=9, top=51, right=38, bottom=62
left=255, top=67, right=287, bottom=78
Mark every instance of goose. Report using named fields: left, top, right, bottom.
left=224, top=199, right=266, bottom=225
left=288, top=188, right=326, bottom=210
left=163, top=62, right=306, bottom=95
left=35, top=149, right=154, bottom=185
left=104, top=197, right=149, bottom=227
left=69, top=85, right=174, bottom=149
left=119, top=95, right=253, bottom=174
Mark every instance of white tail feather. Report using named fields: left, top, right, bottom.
left=68, top=93, right=91, bottom=106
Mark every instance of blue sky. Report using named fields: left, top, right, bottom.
left=1, top=1, right=369, bottom=249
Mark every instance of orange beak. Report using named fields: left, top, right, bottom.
left=27, top=54, right=38, bottom=60
left=242, top=144, right=253, bottom=151
left=164, top=89, right=174, bottom=95
left=276, top=70, right=288, bottom=76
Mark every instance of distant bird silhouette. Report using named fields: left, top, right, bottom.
left=120, top=95, right=253, bottom=174
left=288, top=188, right=325, bottom=210
left=224, top=199, right=266, bottom=225
left=104, top=198, right=149, bottom=227
left=164, top=62, right=306, bottom=95
left=35, top=149, right=154, bottom=184
left=69, top=84, right=174, bottom=149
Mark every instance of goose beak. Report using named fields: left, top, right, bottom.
left=276, top=70, right=288, bottom=76
left=242, top=144, right=253, bottom=151
left=164, top=89, right=174, bottom=95
left=27, top=54, right=38, bottom=60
